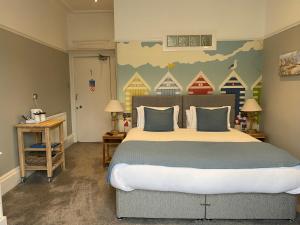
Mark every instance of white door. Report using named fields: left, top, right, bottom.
left=74, top=57, right=111, bottom=142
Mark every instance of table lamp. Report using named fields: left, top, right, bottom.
left=241, top=98, right=262, bottom=134
left=104, top=100, right=124, bottom=134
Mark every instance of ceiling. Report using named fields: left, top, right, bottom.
left=60, top=0, right=113, bottom=12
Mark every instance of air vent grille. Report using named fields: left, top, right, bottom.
left=163, top=33, right=216, bottom=51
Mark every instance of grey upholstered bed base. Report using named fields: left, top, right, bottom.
left=116, top=189, right=296, bottom=220
left=116, top=95, right=297, bottom=220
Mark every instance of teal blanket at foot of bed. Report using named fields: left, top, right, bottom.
left=108, top=141, right=300, bottom=180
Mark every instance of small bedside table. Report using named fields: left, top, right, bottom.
left=246, top=132, right=266, bottom=142
left=102, top=132, right=126, bottom=167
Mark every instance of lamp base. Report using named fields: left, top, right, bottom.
left=111, top=112, right=119, bottom=135
left=111, top=130, right=119, bottom=135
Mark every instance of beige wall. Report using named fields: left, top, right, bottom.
left=0, top=28, right=71, bottom=176
left=67, top=12, right=114, bottom=49
left=265, top=0, right=300, bottom=38
left=114, top=0, right=266, bottom=41
left=262, top=24, right=300, bottom=159
left=0, top=0, right=68, bottom=50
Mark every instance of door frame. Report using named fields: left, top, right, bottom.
left=69, top=50, right=116, bottom=142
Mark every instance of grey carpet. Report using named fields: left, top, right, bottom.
left=2, top=143, right=300, bottom=225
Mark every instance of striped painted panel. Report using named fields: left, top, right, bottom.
left=221, top=87, right=246, bottom=116
left=187, top=74, right=214, bottom=95
left=155, top=72, right=182, bottom=96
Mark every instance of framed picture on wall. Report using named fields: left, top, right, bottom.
left=279, top=50, right=300, bottom=76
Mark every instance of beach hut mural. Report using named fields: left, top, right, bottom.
left=123, top=72, right=151, bottom=112
left=251, top=75, right=262, bottom=104
left=251, top=75, right=263, bottom=124
left=219, top=70, right=248, bottom=116
left=154, top=71, right=183, bottom=95
left=187, top=71, right=215, bottom=95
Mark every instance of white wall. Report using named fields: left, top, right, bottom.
left=114, top=0, right=266, bottom=41
left=0, top=0, right=68, bottom=51
left=265, top=0, right=300, bottom=38
left=67, top=12, right=114, bottom=49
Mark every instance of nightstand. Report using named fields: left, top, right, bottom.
left=102, top=132, right=126, bottom=167
left=246, top=132, right=266, bottom=142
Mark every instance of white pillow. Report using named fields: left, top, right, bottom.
left=186, top=109, right=192, bottom=128
left=136, top=105, right=180, bottom=130
left=190, top=106, right=231, bottom=129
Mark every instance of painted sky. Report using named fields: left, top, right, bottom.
left=117, top=40, right=263, bottom=104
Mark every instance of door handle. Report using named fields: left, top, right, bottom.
left=76, top=105, right=83, bottom=110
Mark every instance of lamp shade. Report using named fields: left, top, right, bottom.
left=241, top=98, right=262, bottom=112
left=104, top=100, right=124, bottom=112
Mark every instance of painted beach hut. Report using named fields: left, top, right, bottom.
left=187, top=72, right=215, bottom=95
left=154, top=72, right=183, bottom=95
left=251, top=75, right=262, bottom=104
left=123, top=72, right=151, bottom=112
left=251, top=75, right=262, bottom=124
left=219, top=70, right=248, bottom=116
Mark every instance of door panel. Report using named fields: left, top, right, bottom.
left=74, top=57, right=111, bottom=142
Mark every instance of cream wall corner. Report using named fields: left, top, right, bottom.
left=67, top=12, right=115, bottom=50
left=0, top=0, right=68, bottom=51
left=114, top=0, right=266, bottom=41
left=265, top=0, right=300, bottom=38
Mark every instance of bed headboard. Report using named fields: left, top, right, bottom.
left=132, top=96, right=183, bottom=128
left=131, top=94, right=236, bottom=128
left=182, top=94, right=236, bottom=128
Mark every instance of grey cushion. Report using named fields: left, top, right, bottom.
left=196, top=107, right=229, bottom=132
left=144, top=107, right=174, bottom=132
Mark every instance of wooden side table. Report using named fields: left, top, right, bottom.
left=16, top=119, right=65, bottom=182
left=246, top=132, right=266, bottom=142
left=102, top=132, right=126, bottom=167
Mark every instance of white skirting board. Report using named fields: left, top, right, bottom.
left=0, top=134, right=74, bottom=196
left=0, top=217, right=7, bottom=225
left=0, top=167, right=22, bottom=196
left=0, top=186, right=7, bottom=225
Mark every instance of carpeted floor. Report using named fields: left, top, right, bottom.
left=3, top=143, right=300, bottom=225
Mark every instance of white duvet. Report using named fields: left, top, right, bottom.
left=110, top=128, right=300, bottom=194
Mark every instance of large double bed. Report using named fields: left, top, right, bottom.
left=108, top=95, right=300, bottom=220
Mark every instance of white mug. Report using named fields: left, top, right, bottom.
left=34, top=114, right=41, bottom=122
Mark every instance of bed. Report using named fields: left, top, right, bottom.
left=108, top=95, right=299, bottom=220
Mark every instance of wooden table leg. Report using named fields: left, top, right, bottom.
left=102, top=142, right=106, bottom=168
left=17, top=128, right=25, bottom=181
left=45, top=128, right=53, bottom=181
left=59, top=123, right=65, bottom=170
left=106, top=144, right=110, bottom=160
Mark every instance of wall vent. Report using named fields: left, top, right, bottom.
left=163, top=33, right=216, bottom=51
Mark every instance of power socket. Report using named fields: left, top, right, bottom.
left=33, top=93, right=38, bottom=100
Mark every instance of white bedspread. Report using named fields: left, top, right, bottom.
left=110, top=128, right=300, bottom=194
